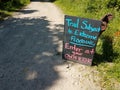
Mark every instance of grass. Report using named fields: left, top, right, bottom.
left=0, top=0, right=30, bottom=20
left=54, top=0, right=120, bottom=89
left=0, top=10, right=12, bottom=20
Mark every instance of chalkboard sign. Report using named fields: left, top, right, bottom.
left=62, top=15, right=101, bottom=66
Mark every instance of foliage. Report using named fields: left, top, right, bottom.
left=0, top=0, right=30, bottom=10
left=55, top=0, right=120, bottom=89
left=107, top=0, right=120, bottom=11
left=0, top=0, right=30, bottom=20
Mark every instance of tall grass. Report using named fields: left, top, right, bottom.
left=55, top=0, right=120, bottom=89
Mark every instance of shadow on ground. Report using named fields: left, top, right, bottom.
left=19, top=10, right=38, bottom=14
left=31, top=0, right=56, bottom=2
left=92, top=36, right=119, bottom=66
left=0, top=15, right=64, bottom=90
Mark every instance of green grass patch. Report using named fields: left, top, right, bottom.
left=0, top=0, right=30, bottom=20
left=0, top=10, right=12, bottom=20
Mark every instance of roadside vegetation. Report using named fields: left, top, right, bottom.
left=0, top=0, right=30, bottom=20
left=55, top=0, right=120, bottom=89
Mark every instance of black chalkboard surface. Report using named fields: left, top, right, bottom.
left=62, top=15, right=102, bottom=66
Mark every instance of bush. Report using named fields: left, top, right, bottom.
left=0, top=0, right=30, bottom=10
left=107, top=0, right=120, bottom=11
left=12, top=0, right=30, bottom=6
left=0, top=0, right=30, bottom=20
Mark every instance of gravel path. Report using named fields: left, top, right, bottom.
left=0, top=1, right=102, bottom=90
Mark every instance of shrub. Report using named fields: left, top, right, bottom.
left=0, top=0, right=30, bottom=10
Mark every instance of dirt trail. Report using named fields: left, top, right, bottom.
left=0, top=1, right=102, bottom=90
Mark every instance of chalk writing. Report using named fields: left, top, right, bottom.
left=70, top=36, right=95, bottom=47
left=81, top=20, right=100, bottom=32
left=65, top=18, right=101, bottom=32
left=65, top=43, right=83, bottom=52
left=64, top=54, right=92, bottom=64
left=65, top=18, right=79, bottom=28
left=84, top=49, right=95, bottom=55
left=72, top=51, right=82, bottom=55
left=68, top=28, right=73, bottom=34
left=62, top=15, right=101, bottom=65
left=68, top=28, right=97, bottom=40
left=73, top=30, right=97, bottom=40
